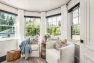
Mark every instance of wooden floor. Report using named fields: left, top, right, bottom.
left=2, top=57, right=46, bottom=63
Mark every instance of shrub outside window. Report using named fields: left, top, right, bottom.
left=25, top=17, right=40, bottom=37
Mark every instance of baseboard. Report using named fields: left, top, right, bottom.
left=0, top=55, right=6, bottom=62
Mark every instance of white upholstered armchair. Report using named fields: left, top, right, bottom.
left=30, top=43, right=40, bottom=57
left=46, top=40, right=75, bottom=63
left=29, top=37, right=40, bottom=57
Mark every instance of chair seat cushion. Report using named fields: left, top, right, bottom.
left=46, top=49, right=60, bottom=60
left=31, top=44, right=39, bottom=51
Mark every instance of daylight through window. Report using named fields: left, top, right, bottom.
left=72, top=8, right=80, bottom=40
left=0, top=11, right=16, bottom=38
left=47, top=15, right=61, bottom=38
left=25, top=17, right=41, bottom=37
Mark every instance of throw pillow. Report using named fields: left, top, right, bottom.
left=30, top=39, right=38, bottom=44
left=54, top=39, right=68, bottom=50
left=54, top=40, right=62, bottom=50
left=61, top=39, right=68, bottom=47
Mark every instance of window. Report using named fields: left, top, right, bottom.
left=71, top=7, right=80, bottom=40
left=47, top=15, right=61, bottom=38
left=0, top=11, right=16, bottom=38
left=25, top=17, right=41, bottom=37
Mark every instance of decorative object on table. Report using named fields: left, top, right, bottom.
left=41, top=42, right=46, bottom=59
left=6, top=50, right=21, bottom=62
left=44, top=34, right=50, bottom=41
left=41, top=35, right=47, bottom=59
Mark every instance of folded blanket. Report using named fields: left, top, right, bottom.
left=20, top=38, right=32, bottom=55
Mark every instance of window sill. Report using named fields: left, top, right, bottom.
left=0, top=38, right=17, bottom=42
left=68, top=39, right=80, bottom=45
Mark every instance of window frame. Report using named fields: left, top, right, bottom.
left=68, top=3, right=80, bottom=40
left=24, top=16, right=41, bottom=37
left=46, top=14, right=61, bottom=37
left=0, top=10, right=17, bottom=39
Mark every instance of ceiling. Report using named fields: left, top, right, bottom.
left=0, top=0, right=70, bottom=12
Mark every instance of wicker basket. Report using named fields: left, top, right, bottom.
left=6, top=50, right=21, bottom=62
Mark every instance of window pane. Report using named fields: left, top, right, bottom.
left=47, top=15, right=61, bottom=38
left=73, top=8, right=78, bottom=18
left=73, top=17, right=79, bottom=24
left=26, top=18, right=31, bottom=23
left=25, top=17, right=40, bottom=37
left=0, top=26, right=14, bottom=38
left=0, top=11, right=16, bottom=38
left=72, top=8, right=80, bottom=40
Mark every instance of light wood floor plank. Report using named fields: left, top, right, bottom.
left=2, top=57, right=46, bottom=63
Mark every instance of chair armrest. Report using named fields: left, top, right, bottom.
left=58, top=43, right=75, bottom=63
left=46, top=40, right=56, bottom=49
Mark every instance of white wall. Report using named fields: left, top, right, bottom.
left=16, top=10, right=25, bottom=46
left=40, top=12, right=47, bottom=37
left=60, top=5, right=68, bottom=40
left=67, top=13, right=73, bottom=39
left=46, top=8, right=61, bottom=16
left=0, top=39, right=18, bottom=57
left=24, top=11, right=41, bottom=17
left=68, top=0, right=80, bottom=10
left=0, top=3, right=17, bottom=14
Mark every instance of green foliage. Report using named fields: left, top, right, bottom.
left=26, top=23, right=40, bottom=36
left=48, top=26, right=60, bottom=36
left=0, top=12, right=15, bottom=32
left=0, top=26, right=11, bottom=32
left=0, top=12, right=15, bottom=25
left=9, top=16, right=14, bottom=25
left=72, top=24, right=80, bottom=35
